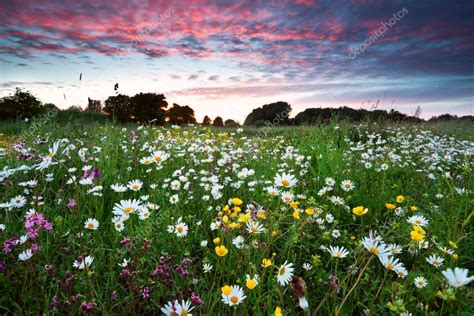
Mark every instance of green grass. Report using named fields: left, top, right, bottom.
left=0, top=121, right=472, bottom=315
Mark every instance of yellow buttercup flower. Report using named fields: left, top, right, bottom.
left=410, top=205, right=417, bottom=211
left=261, top=258, right=272, bottom=268
left=246, top=278, right=258, bottom=290
left=352, top=206, right=368, bottom=216
left=233, top=206, right=241, bottom=213
left=238, top=212, right=251, bottom=223
left=396, top=195, right=404, bottom=203
left=222, top=215, right=229, bottom=223
left=385, top=203, right=396, bottom=210
left=213, top=237, right=221, bottom=245
left=449, top=240, right=457, bottom=249
left=452, top=253, right=459, bottom=260
left=305, top=208, right=315, bottom=215
left=410, top=226, right=425, bottom=241
left=223, top=205, right=229, bottom=212
left=292, top=210, right=300, bottom=219
left=221, top=285, right=232, bottom=296
left=290, top=201, right=299, bottom=208
left=231, top=198, right=243, bottom=206
left=215, top=245, right=228, bottom=257
left=274, top=306, right=283, bottom=316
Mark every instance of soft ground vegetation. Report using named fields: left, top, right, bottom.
left=0, top=121, right=472, bottom=315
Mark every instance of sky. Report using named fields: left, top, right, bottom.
left=0, top=0, right=473, bottom=122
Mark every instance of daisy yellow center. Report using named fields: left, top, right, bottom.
left=281, top=179, right=290, bottom=186
left=370, top=247, right=381, bottom=255
left=170, top=312, right=178, bottom=316
left=177, top=226, right=184, bottom=233
left=16, top=200, right=21, bottom=203
left=418, top=280, right=424, bottom=285
left=132, top=185, right=139, bottom=190
left=387, top=263, right=394, bottom=270
left=278, top=267, right=286, bottom=276
left=155, top=156, right=162, bottom=162
left=285, top=196, right=291, bottom=201
left=433, top=260, right=439, bottom=265
left=345, top=183, right=351, bottom=188
left=88, top=223, right=94, bottom=229
left=252, top=227, right=258, bottom=233
left=415, top=220, right=421, bottom=224
left=181, top=311, right=188, bottom=316
left=124, top=207, right=134, bottom=213
left=398, top=271, right=405, bottom=276
left=230, top=296, right=239, bottom=304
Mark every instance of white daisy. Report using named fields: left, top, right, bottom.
left=84, top=218, right=99, bottom=230
left=276, top=261, right=294, bottom=286
left=441, top=267, right=473, bottom=288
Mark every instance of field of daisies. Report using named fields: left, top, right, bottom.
left=0, top=122, right=472, bottom=315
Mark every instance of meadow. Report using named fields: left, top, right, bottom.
left=0, top=120, right=472, bottom=315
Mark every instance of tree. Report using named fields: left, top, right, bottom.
left=0, top=88, right=43, bottom=120
left=243, top=101, right=292, bottom=126
left=166, top=103, right=196, bottom=125
left=104, top=94, right=132, bottom=121
left=86, top=98, right=101, bottom=113
left=212, top=116, right=224, bottom=127
left=202, top=115, right=212, bottom=126
left=224, top=119, right=239, bottom=127
left=67, top=105, right=83, bottom=112
left=130, top=93, right=168, bottom=124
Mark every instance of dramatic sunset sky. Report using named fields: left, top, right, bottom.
left=0, top=0, right=473, bottom=121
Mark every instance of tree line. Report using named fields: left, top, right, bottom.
left=0, top=87, right=472, bottom=126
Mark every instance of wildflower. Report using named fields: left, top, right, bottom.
left=84, top=218, right=99, bottom=230
left=379, top=256, right=403, bottom=271
left=176, top=300, right=194, bottom=315
left=245, top=274, right=259, bottom=290
left=302, top=263, right=313, bottom=270
left=426, top=254, right=444, bottom=268
left=341, top=180, right=355, bottom=191
left=231, top=198, right=243, bottom=206
left=73, top=255, right=94, bottom=269
left=18, top=249, right=33, bottom=261
left=262, top=258, right=272, bottom=268
left=203, top=263, right=213, bottom=273
left=246, top=221, right=266, bottom=234
left=396, top=195, right=405, bottom=203
left=362, top=236, right=390, bottom=257
left=292, top=210, right=300, bottom=219
left=174, top=219, right=188, bottom=237
left=305, top=208, right=314, bottom=215
left=407, top=214, right=429, bottom=226
left=441, top=267, right=473, bottom=288
left=127, top=179, right=143, bottom=191
left=291, top=277, right=308, bottom=310
left=385, top=203, right=396, bottom=210
left=267, top=186, right=280, bottom=196
left=113, top=199, right=142, bottom=217
left=328, top=245, right=349, bottom=258
left=67, top=199, right=77, bottom=208
left=213, top=237, right=221, bottom=245
left=274, top=306, right=283, bottom=316
left=152, top=150, right=168, bottom=163
left=277, top=261, right=294, bottom=286
left=232, top=235, right=245, bottom=249
left=280, top=192, right=294, bottom=203
left=111, top=183, right=127, bottom=192
left=221, top=285, right=246, bottom=306
left=352, top=206, right=368, bottom=216
left=414, top=276, right=428, bottom=288
left=275, top=173, right=297, bottom=188
left=410, top=225, right=425, bottom=242
left=215, top=245, right=228, bottom=257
